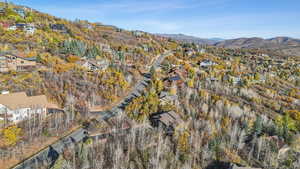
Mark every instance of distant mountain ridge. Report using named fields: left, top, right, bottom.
left=215, top=36, right=300, bottom=48
left=158, top=33, right=300, bottom=56
left=157, top=33, right=224, bottom=45
left=215, top=37, right=300, bottom=56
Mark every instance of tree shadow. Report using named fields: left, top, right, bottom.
left=205, top=161, right=232, bottom=169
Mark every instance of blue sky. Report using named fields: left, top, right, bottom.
left=9, top=0, right=300, bottom=39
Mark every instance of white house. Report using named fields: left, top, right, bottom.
left=200, top=59, right=217, bottom=68
left=186, top=50, right=194, bottom=57
left=83, top=24, right=93, bottom=30
left=133, top=31, right=145, bottom=37
left=0, top=92, right=59, bottom=123
left=230, top=76, right=242, bottom=85
left=8, top=25, right=17, bottom=31
left=24, top=24, right=36, bottom=35
left=261, top=54, right=269, bottom=57
left=198, top=48, right=206, bottom=54
left=81, top=59, right=109, bottom=71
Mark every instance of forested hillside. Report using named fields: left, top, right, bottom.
left=0, top=2, right=299, bottom=169
left=50, top=42, right=299, bottom=169
left=0, top=2, right=171, bottom=168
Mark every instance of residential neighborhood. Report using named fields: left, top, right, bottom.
left=0, top=1, right=299, bottom=169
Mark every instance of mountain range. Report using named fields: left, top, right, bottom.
left=158, top=34, right=300, bottom=56
left=157, top=34, right=224, bottom=45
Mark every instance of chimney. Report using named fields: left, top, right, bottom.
left=1, top=91, right=9, bottom=95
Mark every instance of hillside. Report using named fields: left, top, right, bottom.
left=0, top=2, right=170, bottom=107
left=214, top=37, right=300, bottom=56
left=0, top=2, right=170, bottom=168
left=0, top=2, right=299, bottom=169
left=49, top=42, right=300, bottom=169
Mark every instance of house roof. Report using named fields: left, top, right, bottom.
left=0, top=53, right=37, bottom=62
left=50, top=24, right=67, bottom=30
left=0, top=92, right=59, bottom=110
left=89, top=105, right=104, bottom=112
left=23, top=57, right=37, bottom=61
left=160, top=113, right=175, bottom=126
left=159, top=111, right=183, bottom=127
left=168, top=76, right=181, bottom=81
left=0, top=92, right=28, bottom=110
left=81, top=59, right=109, bottom=69
left=26, top=95, right=59, bottom=109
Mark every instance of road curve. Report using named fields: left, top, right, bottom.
left=11, top=51, right=172, bottom=169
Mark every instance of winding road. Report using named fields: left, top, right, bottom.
left=11, top=51, right=172, bottom=169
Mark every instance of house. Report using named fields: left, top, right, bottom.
left=8, top=25, right=17, bottom=31
left=13, top=8, right=26, bottom=18
left=23, top=24, right=36, bottom=35
left=0, top=7, right=5, bottom=15
left=0, top=54, right=37, bottom=73
left=159, top=91, right=178, bottom=105
left=99, top=44, right=113, bottom=53
left=199, top=59, right=217, bottom=68
left=0, top=92, right=60, bottom=123
left=81, top=59, right=109, bottom=71
left=82, top=60, right=99, bottom=71
left=206, top=77, right=219, bottom=83
left=96, top=59, right=110, bottom=70
left=185, top=49, right=194, bottom=57
left=150, top=111, right=183, bottom=134
left=133, top=31, right=145, bottom=37
left=83, top=24, right=93, bottom=30
left=50, top=24, right=68, bottom=33
left=141, top=44, right=149, bottom=52
left=164, top=71, right=185, bottom=87
left=230, top=76, right=242, bottom=85
left=50, top=24, right=64, bottom=30
left=16, top=23, right=27, bottom=29
left=198, top=48, right=206, bottom=54
left=168, top=75, right=181, bottom=81
left=164, top=74, right=182, bottom=86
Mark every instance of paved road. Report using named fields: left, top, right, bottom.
left=94, top=51, right=172, bottom=121
left=12, top=51, right=172, bottom=169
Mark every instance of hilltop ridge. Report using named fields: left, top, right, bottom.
left=158, top=33, right=300, bottom=56
left=215, top=36, right=300, bottom=56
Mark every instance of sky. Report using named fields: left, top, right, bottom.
left=9, top=0, right=300, bottom=39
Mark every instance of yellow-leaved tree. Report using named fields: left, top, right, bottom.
left=3, top=125, right=22, bottom=146
left=175, top=129, right=190, bottom=161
